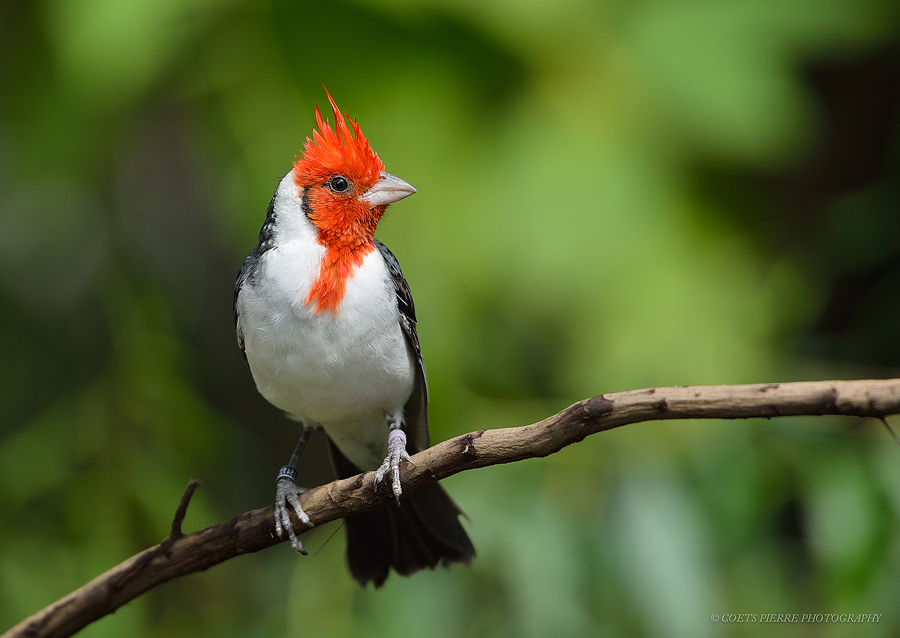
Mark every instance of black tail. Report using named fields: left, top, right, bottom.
left=327, top=438, right=476, bottom=587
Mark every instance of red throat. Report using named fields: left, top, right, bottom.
left=292, top=89, right=386, bottom=314
left=303, top=193, right=386, bottom=314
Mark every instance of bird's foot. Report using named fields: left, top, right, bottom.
left=374, top=429, right=414, bottom=504
left=274, top=466, right=312, bottom=554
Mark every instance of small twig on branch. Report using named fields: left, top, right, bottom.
left=5, top=378, right=900, bottom=638
left=879, top=417, right=900, bottom=447
left=169, top=480, right=203, bottom=540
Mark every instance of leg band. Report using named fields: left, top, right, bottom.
left=387, top=429, right=407, bottom=447
left=277, top=465, right=297, bottom=483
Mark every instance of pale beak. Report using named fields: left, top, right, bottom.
left=360, top=172, right=417, bottom=207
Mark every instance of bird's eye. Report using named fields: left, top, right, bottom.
left=328, top=176, right=350, bottom=193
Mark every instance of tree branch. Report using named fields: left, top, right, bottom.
left=6, top=378, right=900, bottom=638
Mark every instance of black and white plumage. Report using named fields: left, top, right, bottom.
left=233, top=163, right=474, bottom=586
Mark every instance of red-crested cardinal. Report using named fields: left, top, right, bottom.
left=233, top=89, right=474, bottom=587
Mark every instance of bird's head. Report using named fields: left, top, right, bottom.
left=291, top=89, right=416, bottom=313
left=292, top=89, right=416, bottom=250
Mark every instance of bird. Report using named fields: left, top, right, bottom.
left=233, top=89, right=475, bottom=587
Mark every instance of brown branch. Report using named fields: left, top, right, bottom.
left=6, top=378, right=900, bottom=638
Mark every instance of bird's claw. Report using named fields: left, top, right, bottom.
left=274, top=474, right=312, bottom=554
left=374, top=429, right=413, bottom=505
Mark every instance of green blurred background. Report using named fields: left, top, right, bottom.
left=2, top=0, right=900, bottom=636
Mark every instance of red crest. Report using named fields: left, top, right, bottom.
left=293, top=89, right=384, bottom=188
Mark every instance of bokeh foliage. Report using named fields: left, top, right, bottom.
left=2, top=0, right=900, bottom=636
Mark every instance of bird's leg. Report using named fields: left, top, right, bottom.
left=373, top=414, right=414, bottom=505
left=275, top=424, right=315, bottom=554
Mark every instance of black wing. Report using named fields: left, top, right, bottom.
left=234, top=190, right=280, bottom=363
left=374, top=239, right=429, bottom=453
left=234, top=262, right=249, bottom=362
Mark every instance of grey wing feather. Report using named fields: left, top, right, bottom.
left=234, top=268, right=248, bottom=362
left=234, top=190, right=280, bottom=364
left=234, top=249, right=259, bottom=364
left=374, top=239, right=430, bottom=453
